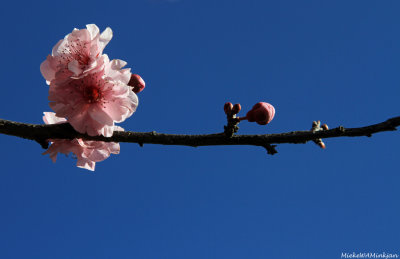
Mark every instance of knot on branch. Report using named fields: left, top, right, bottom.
left=263, top=144, right=278, bottom=155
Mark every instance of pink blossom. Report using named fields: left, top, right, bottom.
left=40, top=24, right=112, bottom=84
left=48, top=56, right=138, bottom=137
left=42, top=112, right=121, bottom=171
left=245, top=102, right=275, bottom=125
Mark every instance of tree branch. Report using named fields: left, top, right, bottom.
left=0, top=116, right=398, bottom=154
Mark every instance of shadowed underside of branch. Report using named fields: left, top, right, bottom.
left=0, top=116, right=399, bottom=155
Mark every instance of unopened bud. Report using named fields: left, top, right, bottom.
left=246, top=102, right=275, bottom=125
left=224, top=102, right=233, bottom=115
left=232, top=103, right=241, bottom=115
left=318, top=142, right=326, bottom=149
left=321, top=124, right=329, bottom=130
left=128, top=74, right=146, bottom=93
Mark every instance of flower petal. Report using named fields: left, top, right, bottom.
left=86, top=24, right=100, bottom=40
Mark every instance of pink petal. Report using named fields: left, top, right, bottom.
left=108, top=142, right=121, bottom=154
left=89, top=104, right=114, bottom=126
left=89, top=148, right=110, bottom=162
left=43, top=112, right=67, bottom=124
left=86, top=24, right=100, bottom=40
left=76, top=157, right=96, bottom=171
left=68, top=60, right=83, bottom=76
left=99, top=27, right=113, bottom=50
left=51, top=39, right=63, bottom=56
left=40, top=56, right=56, bottom=84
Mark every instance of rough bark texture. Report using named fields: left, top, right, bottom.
left=0, top=116, right=399, bottom=154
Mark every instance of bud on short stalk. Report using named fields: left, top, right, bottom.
left=128, top=74, right=146, bottom=93
left=224, top=102, right=233, bottom=115
left=242, top=102, right=275, bottom=125
left=232, top=104, right=241, bottom=115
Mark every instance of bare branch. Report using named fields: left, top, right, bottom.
left=0, top=116, right=398, bottom=154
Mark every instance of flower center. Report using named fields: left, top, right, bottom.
left=60, top=39, right=91, bottom=66
left=83, top=86, right=102, bottom=103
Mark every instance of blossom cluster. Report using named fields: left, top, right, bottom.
left=41, top=24, right=145, bottom=171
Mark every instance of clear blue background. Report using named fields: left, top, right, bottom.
left=0, top=1, right=399, bottom=258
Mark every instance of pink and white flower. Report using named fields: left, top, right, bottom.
left=40, top=24, right=112, bottom=84
left=42, top=112, right=121, bottom=171
left=48, top=56, right=138, bottom=137
left=41, top=24, right=139, bottom=137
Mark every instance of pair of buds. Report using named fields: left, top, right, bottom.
left=224, top=103, right=242, bottom=116
left=225, top=102, right=276, bottom=125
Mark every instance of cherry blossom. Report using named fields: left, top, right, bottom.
left=40, top=24, right=112, bottom=84
left=42, top=112, right=121, bottom=171
left=41, top=24, right=139, bottom=137
left=48, top=56, right=138, bottom=137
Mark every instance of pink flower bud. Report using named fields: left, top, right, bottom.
left=232, top=103, right=241, bottom=115
left=128, top=74, right=146, bottom=93
left=224, top=102, right=233, bottom=115
left=246, top=102, right=275, bottom=125
left=318, top=142, right=326, bottom=149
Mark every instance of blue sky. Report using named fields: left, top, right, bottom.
left=0, top=1, right=399, bottom=258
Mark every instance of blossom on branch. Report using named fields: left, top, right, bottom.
left=48, top=56, right=138, bottom=137
left=41, top=24, right=140, bottom=137
left=42, top=112, right=121, bottom=171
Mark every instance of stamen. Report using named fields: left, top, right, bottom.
left=83, top=86, right=102, bottom=103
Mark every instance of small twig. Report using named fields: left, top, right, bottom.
left=0, top=116, right=399, bottom=154
left=224, top=116, right=240, bottom=137
left=223, top=103, right=241, bottom=137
